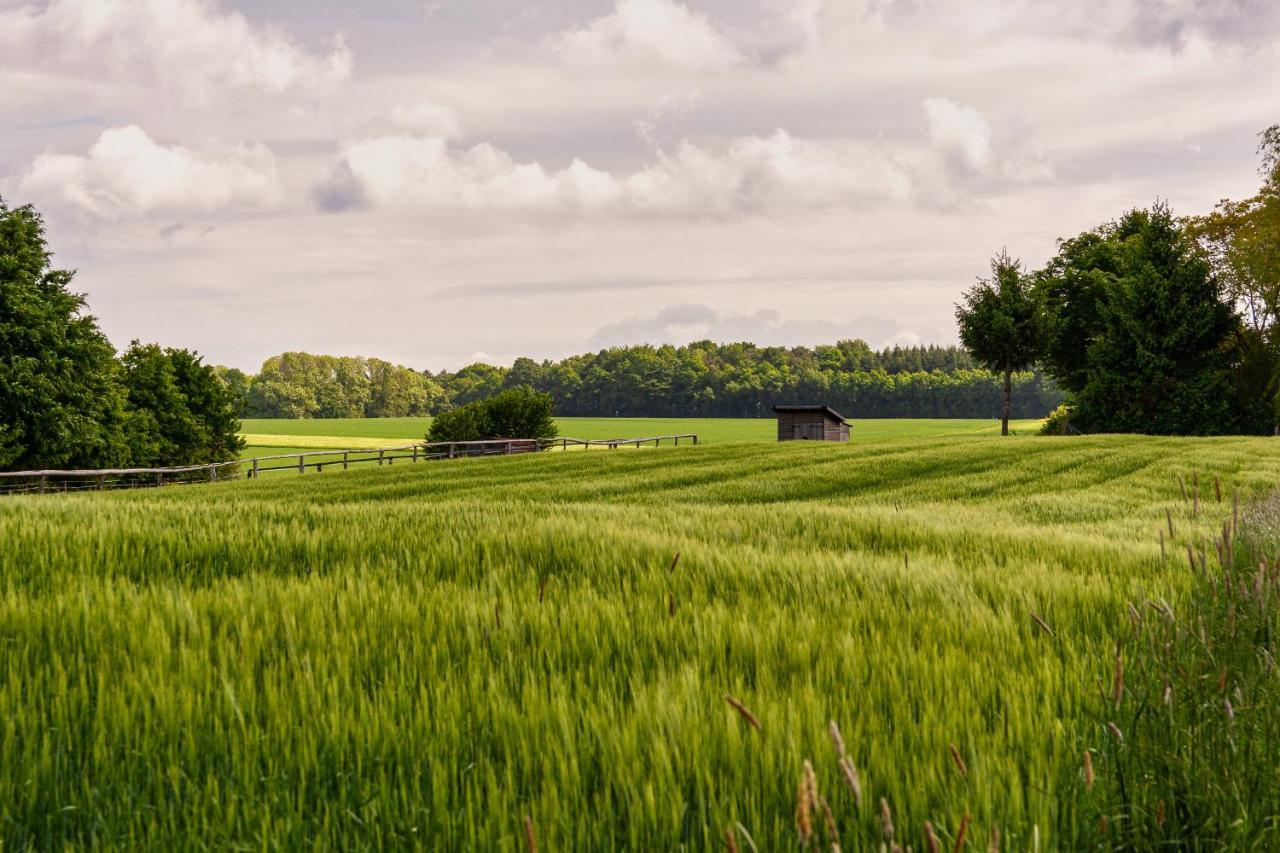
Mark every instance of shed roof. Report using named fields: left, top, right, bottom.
left=771, top=405, right=850, bottom=424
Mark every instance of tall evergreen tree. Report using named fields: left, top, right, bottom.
left=1037, top=204, right=1238, bottom=434
left=0, top=198, right=131, bottom=470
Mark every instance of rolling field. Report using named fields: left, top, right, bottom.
left=239, top=416, right=1043, bottom=458
left=2, top=435, right=1276, bottom=848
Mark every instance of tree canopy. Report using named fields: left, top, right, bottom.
left=427, top=387, right=557, bottom=444
left=1036, top=204, right=1239, bottom=435
left=1, top=196, right=244, bottom=472
left=956, top=251, right=1042, bottom=434
left=0, top=199, right=132, bottom=470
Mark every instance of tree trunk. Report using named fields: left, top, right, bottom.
left=1001, top=368, right=1012, bottom=436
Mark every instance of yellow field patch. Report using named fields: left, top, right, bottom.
left=239, top=434, right=410, bottom=450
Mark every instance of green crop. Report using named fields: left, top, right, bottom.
left=1, top=435, right=1276, bottom=850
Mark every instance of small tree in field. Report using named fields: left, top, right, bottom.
left=956, top=251, right=1042, bottom=435
left=427, top=387, right=557, bottom=444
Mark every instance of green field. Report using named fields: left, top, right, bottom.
left=2, top=435, right=1275, bottom=848
left=240, top=416, right=1043, bottom=454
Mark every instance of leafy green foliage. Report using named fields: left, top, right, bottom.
left=1037, top=205, right=1238, bottom=435
left=0, top=198, right=132, bottom=470
left=437, top=341, right=1063, bottom=419
left=427, top=386, right=557, bottom=443
left=1184, top=126, right=1280, bottom=431
left=120, top=343, right=245, bottom=466
left=1, top=436, right=1277, bottom=847
left=240, top=343, right=1064, bottom=422
left=1039, top=403, right=1077, bottom=435
left=956, top=251, right=1042, bottom=434
left=247, top=351, right=445, bottom=418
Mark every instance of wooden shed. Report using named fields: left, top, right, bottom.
left=771, top=405, right=851, bottom=442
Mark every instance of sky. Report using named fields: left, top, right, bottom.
left=1, top=0, right=1277, bottom=372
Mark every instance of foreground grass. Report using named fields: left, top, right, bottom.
left=2, top=436, right=1276, bottom=849
left=239, top=416, right=1043, bottom=449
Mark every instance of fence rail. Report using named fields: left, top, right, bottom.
left=0, top=434, right=699, bottom=496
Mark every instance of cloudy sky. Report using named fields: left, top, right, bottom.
left=2, top=0, right=1277, bottom=371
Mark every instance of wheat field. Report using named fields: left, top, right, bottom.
left=1, top=435, right=1276, bottom=849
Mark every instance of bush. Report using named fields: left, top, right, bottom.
left=1039, top=404, right=1078, bottom=435
left=427, top=387, right=557, bottom=444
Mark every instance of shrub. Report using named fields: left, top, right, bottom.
left=427, top=387, right=557, bottom=444
left=1039, top=404, right=1078, bottom=435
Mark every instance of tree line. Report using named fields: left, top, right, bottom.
left=957, top=125, right=1280, bottom=437
left=1, top=199, right=242, bottom=472
left=229, top=342, right=1065, bottom=421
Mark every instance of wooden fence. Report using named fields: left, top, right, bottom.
left=0, top=434, right=698, bottom=496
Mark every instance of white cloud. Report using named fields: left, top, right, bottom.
left=18, top=125, right=282, bottom=218
left=555, top=0, right=745, bottom=72
left=318, top=129, right=916, bottom=218
left=0, top=0, right=351, bottom=97
left=923, top=97, right=994, bottom=174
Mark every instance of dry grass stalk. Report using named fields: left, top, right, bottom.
left=796, top=761, right=816, bottom=846
left=734, top=822, right=759, bottom=853
left=1166, top=507, right=1174, bottom=537
left=925, top=821, right=941, bottom=853
left=538, top=577, right=549, bottom=603
left=1186, top=544, right=1197, bottom=573
left=987, top=826, right=1000, bottom=853
left=495, top=602, right=502, bottom=629
left=725, top=825, right=740, bottom=853
left=838, top=757, right=862, bottom=809
left=669, top=552, right=681, bottom=573
left=819, top=795, right=838, bottom=844
left=1112, top=650, right=1124, bottom=708
left=1106, top=721, right=1124, bottom=742
left=1156, top=800, right=1165, bottom=828
left=723, top=694, right=761, bottom=731
left=1178, top=474, right=1188, bottom=500
left=1030, top=612, right=1054, bottom=637
left=1099, top=815, right=1108, bottom=836
left=828, top=720, right=846, bottom=758
left=668, top=592, right=676, bottom=617
left=1083, top=750, right=1095, bottom=790
left=948, top=743, right=968, bottom=777
left=879, top=797, right=895, bottom=842
left=523, top=815, right=537, bottom=853
left=1215, top=474, right=1222, bottom=503
left=1160, top=529, right=1165, bottom=560
left=1193, top=472, right=1200, bottom=515
left=954, top=813, right=971, bottom=852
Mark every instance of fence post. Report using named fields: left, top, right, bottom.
left=298, top=454, right=305, bottom=474
left=693, top=435, right=699, bottom=445
left=378, top=450, right=385, bottom=466
left=252, top=458, right=259, bottom=479
left=39, top=474, right=47, bottom=494
left=97, top=474, right=105, bottom=491
left=505, top=441, right=512, bottom=455
left=156, top=472, right=163, bottom=487
left=343, top=451, right=349, bottom=471
left=209, top=464, right=216, bottom=483
left=413, top=446, right=418, bottom=463
left=449, top=444, right=456, bottom=459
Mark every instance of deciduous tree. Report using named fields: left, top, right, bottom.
left=955, top=251, right=1042, bottom=435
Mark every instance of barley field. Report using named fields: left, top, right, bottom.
left=1, top=435, right=1276, bottom=849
